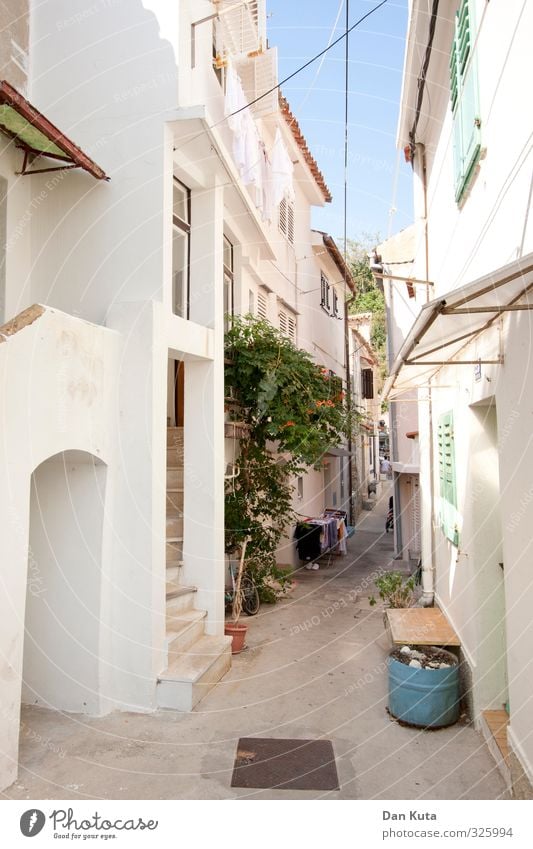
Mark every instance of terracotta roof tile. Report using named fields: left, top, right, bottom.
left=279, top=93, right=332, bottom=204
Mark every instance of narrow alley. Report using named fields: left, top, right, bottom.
left=4, top=486, right=508, bottom=801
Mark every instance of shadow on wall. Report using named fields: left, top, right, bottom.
left=27, top=0, right=179, bottom=321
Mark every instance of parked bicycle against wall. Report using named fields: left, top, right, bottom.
left=225, top=561, right=260, bottom=616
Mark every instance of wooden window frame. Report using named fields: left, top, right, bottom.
left=172, top=178, right=191, bottom=319
left=223, top=234, right=234, bottom=330
left=361, top=368, right=374, bottom=400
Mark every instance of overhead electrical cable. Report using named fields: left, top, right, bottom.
left=174, top=0, right=390, bottom=152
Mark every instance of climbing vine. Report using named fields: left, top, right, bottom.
left=224, top=316, right=353, bottom=600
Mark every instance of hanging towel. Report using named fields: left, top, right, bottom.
left=224, top=62, right=248, bottom=173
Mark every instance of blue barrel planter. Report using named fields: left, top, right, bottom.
left=388, top=648, right=461, bottom=728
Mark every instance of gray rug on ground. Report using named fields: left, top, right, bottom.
left=231, top=737, right=339, bottom=791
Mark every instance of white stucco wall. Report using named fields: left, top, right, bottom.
left=0, top=307, right=119, bottom=792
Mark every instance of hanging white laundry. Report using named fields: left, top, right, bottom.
left=224, top=62, right=249, bottom=174
left=271, top=126, right=295, bottom=207
left=225, top=60, right=264, bottom=215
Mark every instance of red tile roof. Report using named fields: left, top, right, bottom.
left=279, top=93, right=332, bottom=204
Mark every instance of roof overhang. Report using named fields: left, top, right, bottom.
left=279, top=94, right=332, bottom=204
left=383, top=253, right=533, bottom=399
left=396, top=1, right=457, bottom=149
left=0, top=80, right=108, bottom=180
left=312, top=230, right=356, bottom=294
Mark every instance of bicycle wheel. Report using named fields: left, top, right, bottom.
left=241, top=574, right=260, bottom=616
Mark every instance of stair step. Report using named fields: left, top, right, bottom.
left=165, top=609, right=207, bottom=657
left=167, top=516, right=184, bottom=537
left=166, top=539, right=183, bottom=564
left=481, top=710, right=511, bottom=790
left=166, top=565, right=180, bottom=583
left=167, top=554, right=183, bottom=568
left=166, top=585, right=197, bottom=612
left=167, top=447, right=184, bottom=468
left=167, top=427, right=184, bottom=445
left=157, top=634, right=232, bottom=711
left=166, top=491, right=184, bottom=513
left=167, top=469, right=184, bottom=488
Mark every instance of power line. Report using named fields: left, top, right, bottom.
left=229, top=0, right=390, bottom=120
left=174, top=0, right=390, bottom=153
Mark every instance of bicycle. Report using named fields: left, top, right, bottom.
left=225, top=562, right=260, bottom=616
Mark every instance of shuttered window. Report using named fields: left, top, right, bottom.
left=332, top=288, right=339, bottom=317
left=361, top=368, right=374, bottom=400
left=437, top=411, right=459, bottom=545
left=287, top=315, right=296, bottom=342
left=278, top=307, right=296, bottom=342
left=257, top=290, right=268, bottom=319
left=320, top=272, right=330, bottom=312
left=450, top=0, right=481, bottom=203
left=279, top=197, right=295, bottom=244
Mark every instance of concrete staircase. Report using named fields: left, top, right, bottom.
left=157, top=427, right=231, bottom=711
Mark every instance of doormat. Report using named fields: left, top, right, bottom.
left=231, top=737, right=339, bottom=791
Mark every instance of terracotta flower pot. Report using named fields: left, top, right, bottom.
left=224, top=621, right=247, bottom=654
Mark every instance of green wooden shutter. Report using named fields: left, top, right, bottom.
left=438, top=411, right=459, bottom=545
left=450, top=0, right=481, bottom=203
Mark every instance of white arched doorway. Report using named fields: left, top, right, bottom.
left=22, top=450, right=107, bottom=714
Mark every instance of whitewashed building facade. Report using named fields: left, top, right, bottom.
left=385, top=0, right=533, bottom=797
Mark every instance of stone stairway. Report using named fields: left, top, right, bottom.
left=157, top=427, right=231, bottom=711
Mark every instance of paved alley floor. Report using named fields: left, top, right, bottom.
left=3, top=484, right=509, bottom=800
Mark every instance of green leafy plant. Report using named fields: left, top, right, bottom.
left=369, top=571, right=416, bottom=608
left=225, top=316, right=355, bottom=601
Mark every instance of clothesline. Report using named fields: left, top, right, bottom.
left=224, top=61, right=295, bottom=223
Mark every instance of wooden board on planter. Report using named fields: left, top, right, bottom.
left=386, top=607, right=461, bottom=647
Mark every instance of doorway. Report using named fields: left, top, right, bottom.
left=167, top=359, right=184, bottom=427
left=469, top=401, right=508, bottom=713
left=22, top=451, right=107, bottom=714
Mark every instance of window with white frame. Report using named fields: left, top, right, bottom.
left=279, top=196, right=295, bottom=244
left=223, top=235, right=234, bottom=331
left=278, top=309, right=288, bottom=335
left=172, top=179, right=190, bottom=318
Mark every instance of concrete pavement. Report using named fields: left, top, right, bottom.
left=3, top=483, right=508, bottom=800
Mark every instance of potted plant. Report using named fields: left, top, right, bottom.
left=224, top=539, right=250, bottom=654
left=369, top=571, right=416, bottom=609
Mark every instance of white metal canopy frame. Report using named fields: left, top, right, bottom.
left=383, top=253, right=533, bottom=399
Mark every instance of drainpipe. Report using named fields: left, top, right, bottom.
left=417, top=142, right=435, bottom=606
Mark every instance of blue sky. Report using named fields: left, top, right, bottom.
left=266, top=0, right=413, bottom=245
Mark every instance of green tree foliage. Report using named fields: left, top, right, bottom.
left=345, top=235, right=387, bottom=382
left=225, top=316, right=352, bottom=597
